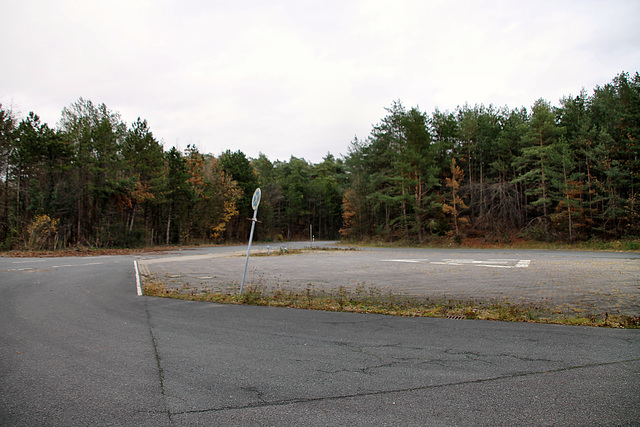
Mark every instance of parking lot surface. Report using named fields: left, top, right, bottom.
left=139, top=243, right=640, bottom=316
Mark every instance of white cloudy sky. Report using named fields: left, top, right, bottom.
left=1, top=0, right=639, bottom=163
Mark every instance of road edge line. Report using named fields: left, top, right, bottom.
left=134, top=260, right=142, bottom=296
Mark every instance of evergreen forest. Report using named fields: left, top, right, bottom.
left=1, top=72, right=638, bottom=250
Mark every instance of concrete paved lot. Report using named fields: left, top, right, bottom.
left=2, top=245, right=639, bottom=425
left=140, top=243, right=640, bottom=316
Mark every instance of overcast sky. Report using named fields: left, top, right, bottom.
left=1, top=0, right=639, bottom=163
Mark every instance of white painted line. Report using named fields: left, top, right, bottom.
left=382, top=259, right=429, bottom=263
left=134, top=260, right=142, bottom=296
left=50, top=262, right=104, bottom=269
left=430, top=259, right=532, bottom=269
left=481, top=265, right=518, bottom=269
left=141, top=251, right=246, bottom=265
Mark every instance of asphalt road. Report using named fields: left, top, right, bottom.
left=1, top=246, right=639, bottom=426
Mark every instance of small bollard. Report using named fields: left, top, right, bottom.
left=267, top=245, right=270, bottom=255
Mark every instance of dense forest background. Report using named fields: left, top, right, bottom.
left=1, top=72, right=638, bottom=250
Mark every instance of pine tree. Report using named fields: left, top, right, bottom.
left=442, top=158, right=468, bottom=238
left=512, top=99, right=565, bottom=237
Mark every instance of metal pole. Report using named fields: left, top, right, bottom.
left=240, top=206, right=258, bottom=295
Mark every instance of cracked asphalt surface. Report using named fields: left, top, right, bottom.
left=1, top=245, right=639, bottom=425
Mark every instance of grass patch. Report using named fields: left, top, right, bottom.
left=251, top=246, right=359, bottom=257
left=341, top=237, right=640, bottom=252
left=142, top=278, right=639, bottom=329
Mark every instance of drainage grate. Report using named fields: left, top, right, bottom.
left=446, top=315, right=467, bottom=320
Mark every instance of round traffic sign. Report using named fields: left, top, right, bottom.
left=251, top=188, right=261, bottom=210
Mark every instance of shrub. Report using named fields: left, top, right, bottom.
left=25, top=215, right=59, bottom=250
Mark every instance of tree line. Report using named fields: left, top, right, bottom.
left=0, top=98, right=345, bottom=249
left=342, top=72, right=639, bottom=243
left=1, top=72, right=638, bottom=250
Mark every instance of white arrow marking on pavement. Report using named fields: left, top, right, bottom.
left=383, top=259, right=531, bottom=268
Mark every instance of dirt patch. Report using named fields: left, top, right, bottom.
left=1, top=246, right=192, bottom=258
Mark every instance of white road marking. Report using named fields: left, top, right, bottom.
left=51, top=262, right=104, bottom=268
left=4, top=261, right=106, bottom=272
left=140, top=251, right=246, bottom=265
left=134, top=260, right=142, bottom=296
left=12, top=259, right=47, bottom=264
left=383, top=258, right=531, bottom=268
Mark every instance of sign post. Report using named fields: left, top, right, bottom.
left=240, top=188, right=261, bottom=295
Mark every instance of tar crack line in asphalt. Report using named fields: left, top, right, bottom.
left=165, top=357, right=640, bottom=416
left=143, top=298, right=172, bottom=423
